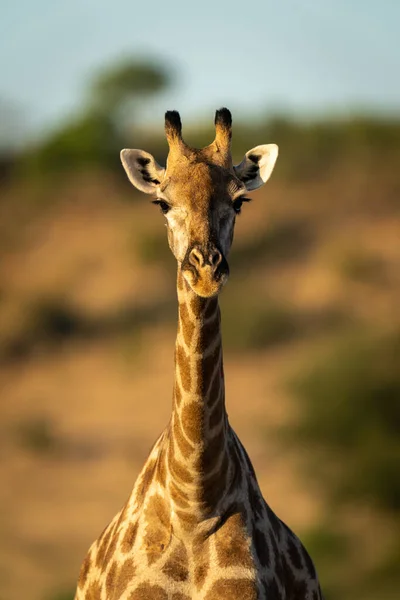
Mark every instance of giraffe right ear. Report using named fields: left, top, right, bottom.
left=120, top=149, right=166, bottom=194
left=234, top=144, right=278, bottom=191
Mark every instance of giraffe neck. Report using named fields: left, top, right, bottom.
left=166, top=268, right=230, bottom=516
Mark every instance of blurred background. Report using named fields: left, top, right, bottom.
left=0, top=1, right=399, bottom=599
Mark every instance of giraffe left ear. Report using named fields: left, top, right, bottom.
left=234, top=144, right=278, bottom=191
left=120, top=149, right=166, bottom=194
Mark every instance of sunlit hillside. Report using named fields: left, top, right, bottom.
left=1, top=110, right=399, bottom=600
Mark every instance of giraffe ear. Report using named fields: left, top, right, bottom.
left=120, top=149, right=166, bottom=194
left=234, top=144, right=278, bottom=191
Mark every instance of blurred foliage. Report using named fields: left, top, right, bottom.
left=3, top=55, right=399, bottom=184
left=15, top=415, right=60, bottom=455
left=0, top=295, right=178, bottom=364
left=334, top=248, right=386, bottom=285
left=221, top=292, right=298, bottom=351
left=89, top=59, right=169, bottom=115
left=302, top=524, right=349, bottom=600
left=18, top=58, right=171, bottom=176
left=0, top=298, right=83, bottom=362
left=284, top=330, right=400, bottom=599
left=287, top=330, right=400, bottom=512
left=24, top=113, right=119, bottom=173
left=135, top=229, right=172, bottom=267
left=231, top=217, right=315, bottom=269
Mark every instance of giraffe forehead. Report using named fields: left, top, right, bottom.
left=165, top=161, right=238, bottom=209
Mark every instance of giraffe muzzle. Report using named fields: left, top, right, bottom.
left=182, top=245, right=229, bottom=297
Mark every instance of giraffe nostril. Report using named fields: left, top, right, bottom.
left=189, top=248, right=203, bottom=268
left=210, top=250, right=222, bottom=269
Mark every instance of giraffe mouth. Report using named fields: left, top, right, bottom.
left=182, top=262, right=229, bottom=297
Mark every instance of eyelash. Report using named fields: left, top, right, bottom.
left=152, top=200, right=170, bottom=214
left=233, top=197, right=250, bottom=214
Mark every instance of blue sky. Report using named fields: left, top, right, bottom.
left=0, top=0, right=399, bottom=140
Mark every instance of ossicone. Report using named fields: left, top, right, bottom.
left=165, top=110, right=183, bottom=147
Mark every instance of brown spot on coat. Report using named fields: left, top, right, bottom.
left=176, top=345, right=191, bottom=391
left=121, top=521, right=139, bottom=554
left=85, top=581, right=102, bottom=600
left=173, top=418, right=194, bottom=458
left=78, top=553, right=91, bottom=588
left=103, top=530, right=118, bottom=567
left=129, top=583, right=168, bottom=600
left=115, top=503, right=129, bottom=530
left=195, top=314, right=218, bottom=354
left=190, top=294, right=205, bottom=315
left=197, top=345, right=221, bottom=394
left=113, top=559, right=136, bottom=600
left=95, top=526, right=112, bottom=567
left=169, top=480, right=190, bottom=509
left=155, top=454, right=167, bottom=488
left=143, top=495, right=171, bottom=564
left=174, top=384, right=182, bottom=406
left=168, top=437, right=194, bottom=484
left=204, top=579, right=257, bottom=600
left=162, top=542, right=189, bottom=581
left=180, top=402, right=204, bottom=443
left=105, top=561, right=117, bottom=597
left=175, top=509, right=198, bottom=530
left=145, top=494, right=170, bottom=528
left=135, top=459, right=156, bottom=505
left=193, top=534, right=210, bottom=589
left=179, top=303, right=195, bottom=346
left=215, top=510, right=253, bottom=569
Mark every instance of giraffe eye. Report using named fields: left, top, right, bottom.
left=152, top=200, right=171, bottom=214
left=232, top=197, right=250, bottom=214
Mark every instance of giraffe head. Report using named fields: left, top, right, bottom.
left=121, top=108, right=278, bottom=297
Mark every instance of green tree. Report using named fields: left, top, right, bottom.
left=22, top=58, right=171, bottom=175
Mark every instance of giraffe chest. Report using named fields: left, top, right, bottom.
left=78, top=511, right=271, bottom=600
left=110, top=539, right=261, bottom=600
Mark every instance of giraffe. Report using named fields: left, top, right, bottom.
left=75, top=108, right=323, bottom=600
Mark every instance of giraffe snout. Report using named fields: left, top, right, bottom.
left=188, top=246, right=222, bottom=273
left=183, top=244, right=229, bottom=297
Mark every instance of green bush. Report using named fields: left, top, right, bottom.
left=286, top=330, right=400, bottom=513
